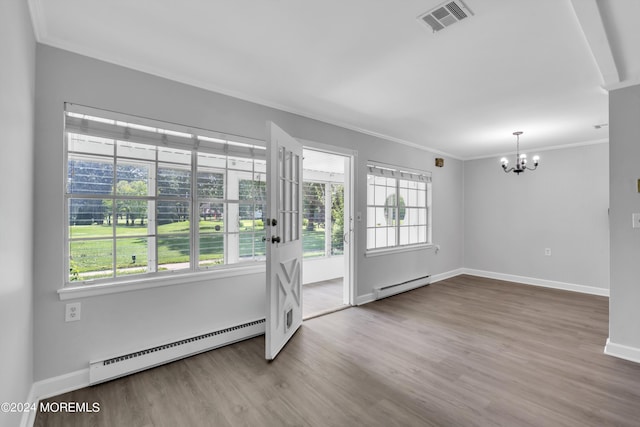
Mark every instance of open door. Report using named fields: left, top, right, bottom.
left=265, top=122, right=303, bottom=360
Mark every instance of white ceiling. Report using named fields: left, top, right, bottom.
left=29, top=0, right=640, bottom=159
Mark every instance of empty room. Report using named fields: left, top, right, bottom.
left=2, top=0, right=640, bottom=426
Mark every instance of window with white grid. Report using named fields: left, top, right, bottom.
left=366, top=163, right=432, bottom=251
left=65, top=104, right=266, bottom=285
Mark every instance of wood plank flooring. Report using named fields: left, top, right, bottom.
left=302, top=278, right=345, bottom=318
left=35, top=275, right=640, bottom=427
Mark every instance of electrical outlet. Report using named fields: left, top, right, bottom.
left=65, top=302, right=81, bottom=322
left=633, top=213, right=640, bottom=229
left=544, top=248, right=551, bottom=256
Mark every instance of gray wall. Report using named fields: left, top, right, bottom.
left=609, top=83, right=640, bottom=351
left=464, top=143, right=609, bottom=291
left=33, top=45, right=464, bottom=381
left=0, top=1, right=35, bottom=426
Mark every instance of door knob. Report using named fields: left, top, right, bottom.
left=271, top=235, right=281, bottom=244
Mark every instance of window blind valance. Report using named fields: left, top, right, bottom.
left=65, top=103, right=265, bottom=160
left=366, top=162, right=432, bottom=183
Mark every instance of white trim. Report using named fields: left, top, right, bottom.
left=365, top=244, right=434, bottom=258
left=317, top=267, right=610, bottom=308
left=347, top=152, right=357, bottom=306
left=366, top=160, right=433, bottom=181
left=59, top=263, right=265, bottom=300
left=299, top=137, right=358, bottom=307
left=296, top=138, right=358, bottom=158
left=431, top=268, right=465, bottom=283
left=66, top=103, right=265, bottom=149
left=21, top=369, right=90, bottom=427
left=26, top=0, right=45, bottom=41
left=604, top=78, right=640, bottom=92
left=465, top=138, right=609, bottom=161
left=569, top=0, right=619, bottom=86
left=604, top=338, right=640, bottom=364
left=31, top=369, right=90, bottom=400
left=463, top=268, right=610, bottom=297
left=355, top=292, right=375, bottom=306
left=21, top=387, right=37, bottom=427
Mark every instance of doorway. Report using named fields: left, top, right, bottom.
left=301, top=147, right=353, bottom=319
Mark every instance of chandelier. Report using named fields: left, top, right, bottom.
left=500, top=131, right=539, bottom=175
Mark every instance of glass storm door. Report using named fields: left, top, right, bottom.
left=265, top=122, right=303, bottom=360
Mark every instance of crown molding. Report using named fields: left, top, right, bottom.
left=465, top=138, right=609, bottom=161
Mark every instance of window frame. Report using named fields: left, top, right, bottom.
left=365, top=162, right=432, bottom=255
left=63, top=104, right=267, bottom=288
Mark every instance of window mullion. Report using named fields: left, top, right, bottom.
left=191, top=151, right=198, bottom=271
left=395, top=178, right=400, bottom=247
left=149, top=150, right=158, bottom=273
left=324, top=182, right=331, bottom=257
left=224, top=163, right=228, bottom=265
left=111, top=147, right=117, bottom=279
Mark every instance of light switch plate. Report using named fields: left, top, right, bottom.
left=633, top=213, right=640, bottom=229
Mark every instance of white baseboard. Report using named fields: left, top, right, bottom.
left=21, top=368, right=90, bottom=427
left=604, top=338, right=640, bottom=364
left=31, top=368, right=90, bottom=401
left=431, top=268, right=465, bottom=284
left=463, top=269, right=610, bottom=297
left=355, top=292, right=375, bottom=306
left=21, top=386, right=36, bottom=427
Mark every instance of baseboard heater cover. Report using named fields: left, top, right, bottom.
left=89, top=318, right=265, bottom=385
left=375, top=275, right=431, bottom=300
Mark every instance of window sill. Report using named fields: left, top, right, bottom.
left=365, top=244, right=433, bottom=258
left=58, top=263, right=266, bottom=301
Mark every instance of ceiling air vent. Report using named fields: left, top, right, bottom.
left=418, top=0, right=473, bottom=33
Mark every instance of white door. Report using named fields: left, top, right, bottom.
left=265, top=122, right=303, bottom=360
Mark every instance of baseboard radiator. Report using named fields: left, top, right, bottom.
left=89, top=318, right=265, bottom=385
left=375, top=275, right=431, bottom=300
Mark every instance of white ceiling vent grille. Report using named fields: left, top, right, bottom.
left=418, top=1, right=473, bottom=33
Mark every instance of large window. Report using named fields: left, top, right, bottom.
left=65, top=105, right=266, bottom=285
left=366, top=163, right=432, bottom=251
